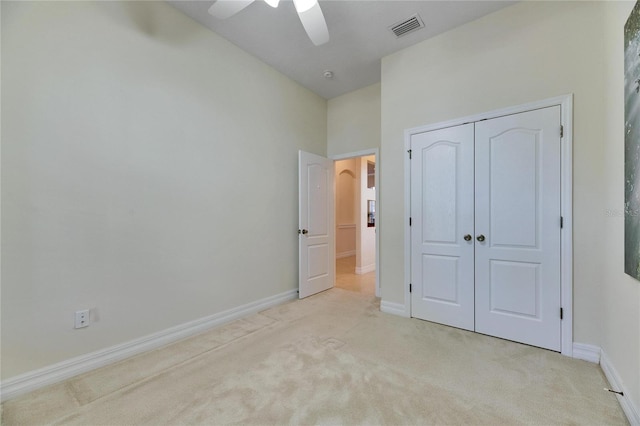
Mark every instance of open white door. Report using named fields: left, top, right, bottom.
left=299, top=151, right=335, bottom=299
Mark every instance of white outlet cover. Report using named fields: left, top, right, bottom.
left=74, top=310, right=90, bottom=329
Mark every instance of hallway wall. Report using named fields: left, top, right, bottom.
left=335, top=159, right=357, bottom=258
left=356, top=156, right=376, bottom=274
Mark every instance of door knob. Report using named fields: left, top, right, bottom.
left=476, top=234, right=485, bottom=242
left=464, top=234, right=472, bottom=241
left=299, top=229, right=309, bottom=235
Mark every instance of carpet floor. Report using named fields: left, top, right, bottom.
left=1, top=286, right=627, bottom=425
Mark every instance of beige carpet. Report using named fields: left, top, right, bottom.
left=2, top=288, right=627, bottom=425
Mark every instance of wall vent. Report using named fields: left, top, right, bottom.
left=389, top=14, right=425, bottom=38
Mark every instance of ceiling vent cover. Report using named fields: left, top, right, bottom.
left=389, top=14, right=425, bottom=38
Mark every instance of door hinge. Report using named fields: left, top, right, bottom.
left=560, top=216, right=563, bottom=229
left=560, top=125, right=564, bottom=138
left=560, top=307, right=564, bottom=320
left=408, top=149, right=412, bottom=159
left=409, top=217, right=412, bottom=226
left=409, top=283, right=412, bottom=293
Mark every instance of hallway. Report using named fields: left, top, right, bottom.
left=335, top=256, right=376, bottom=296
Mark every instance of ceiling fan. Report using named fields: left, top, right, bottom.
left=208, top=0, right=330, bottom=46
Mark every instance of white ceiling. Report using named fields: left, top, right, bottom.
left=168, top=0, right=516, bottom=99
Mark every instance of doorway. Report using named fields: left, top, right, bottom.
left=332, top=151, right=379, bottom=297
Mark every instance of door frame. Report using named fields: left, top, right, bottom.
left=332, top=148, right=380, bottom=298
left=403, top=94, right=573, bottom=357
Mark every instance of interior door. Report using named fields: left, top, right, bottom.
left=299, top=150, right=335, bottom=299
left=474, top=106, right=562, bottom=351
left=410, top=124, right=475, bottom=331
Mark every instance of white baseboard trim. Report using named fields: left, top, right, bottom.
left=0, top=289, right=297, bottom=402
left=336, top=250, right=355, bottom=259
left=380, top=300, right=410, bottom=318
left=572, top=343, right=601, bottom=364
left=355, top=264, right=375, bottom=274
left=601, top=350, right=640, bottom=425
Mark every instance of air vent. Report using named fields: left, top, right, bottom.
left=389, top=14, right=425, bottom=38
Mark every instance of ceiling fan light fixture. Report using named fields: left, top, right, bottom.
left=208, top=0, right=255, bottom=19
left=294, top=0, right=329, bottom=46
left=209, top=0, right=328, bottom=47
left=293, top=0, right=317, bottom=14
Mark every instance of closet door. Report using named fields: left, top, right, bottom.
left=410, top=124, right=475, bottom=331
left=474, top=106, right=562, bottom=351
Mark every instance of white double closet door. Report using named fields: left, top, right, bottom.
left=410, top=106, right=562, bottom=351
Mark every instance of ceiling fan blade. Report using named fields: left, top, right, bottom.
left=208, top=0, right=255, bottom=19
left=293, top=0, right=329, bottom=46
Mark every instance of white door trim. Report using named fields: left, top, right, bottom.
left=404, top=94, right=573, bottom=357
left=331, top=148, right=380, bottom=298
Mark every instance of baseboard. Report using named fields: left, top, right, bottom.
left=355, top=264, right=375, bottom=274
left=0, top=289, right=297, bottom=402
left=336, top=250, right=355, bottom=259
left=600, top=350, right=640, bottom=425
left=572, top=343, right=601, bottom=363
left=380, top=300, right=409, bottom=318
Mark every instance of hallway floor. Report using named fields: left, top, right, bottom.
left=335, top=256, right=375, bottom=295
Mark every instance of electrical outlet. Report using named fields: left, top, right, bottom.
left=74, top=310, right=90, bottom=329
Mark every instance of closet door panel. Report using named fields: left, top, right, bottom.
left=410, top=124, right=475, bottom=331
left=474, top=106, right=562, bottom=351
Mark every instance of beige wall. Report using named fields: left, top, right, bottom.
left=381, top=0, right=605, bottom=339
left=3, top=0, right=638, bottom=412
left=327, top=84, right=379, bottom=273
left=602, top=1, right=640, bottom=414
left=356, top=156, right=376, bottom=273
left=380, top=0, right=638, bottom=412
left=1, top=1, right=326, bottom=379
left=334, top=155, right=376, bottom=272
left=335, top=159, right=356, bottom=257
left=327, top=83, right=380, bottom=157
